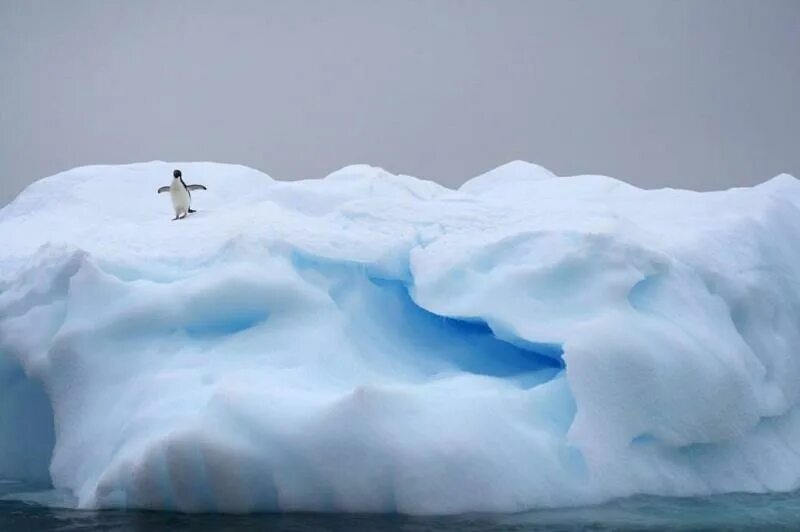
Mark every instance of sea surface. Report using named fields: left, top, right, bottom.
left=3, top=482, right=800, bottom=531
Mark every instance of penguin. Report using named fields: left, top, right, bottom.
left=157, top=169, right=207, bottom=220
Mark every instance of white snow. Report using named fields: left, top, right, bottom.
left=1, top=160, right=799, bottom=514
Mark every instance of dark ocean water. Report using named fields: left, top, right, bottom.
left=3, top=487, right=800, bottom=532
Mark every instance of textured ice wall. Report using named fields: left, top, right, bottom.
left=0, top=161, right=799, bottom=513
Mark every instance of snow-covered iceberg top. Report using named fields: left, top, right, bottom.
left=1, top=161, right=799, bottom=514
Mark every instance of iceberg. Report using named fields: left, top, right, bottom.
left=0, top=161, right=799, bottom=514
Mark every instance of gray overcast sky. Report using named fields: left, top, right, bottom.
left=1, top=0, right=798, bottom=207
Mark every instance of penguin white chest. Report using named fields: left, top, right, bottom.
left=169, top=181, right=191, bottom=214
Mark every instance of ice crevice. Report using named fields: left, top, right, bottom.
left=0, top=351, right=55, bottom=486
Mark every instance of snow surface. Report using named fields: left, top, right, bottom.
left=1, top=160, right=799, bottom=514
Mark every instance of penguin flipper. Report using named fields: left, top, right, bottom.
left=186, top=184, right=207, bottom=191
left=157, top=186, right=170, bottom=194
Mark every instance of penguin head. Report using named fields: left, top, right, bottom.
left=173, top=169, right=182, bottom=179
